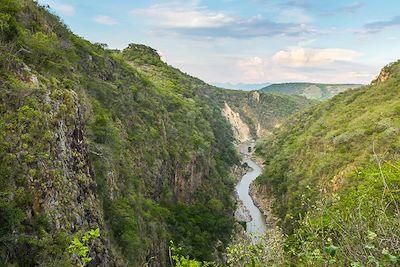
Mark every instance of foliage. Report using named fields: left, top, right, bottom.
left=167, top=202, right=234, bottom=261
left=226, top=227, right=285, bottom=267
left=170, top=242, right=217, bottom=267
left=255, top=61, right=400, bottom=265
left=0, top=0, right=242, bottom=265
left=68, top=227, right=101, bottom=266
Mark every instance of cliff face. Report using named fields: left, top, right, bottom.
left=202, top=89, right=316, bottom=141
left=1, top=64, right=115, bottom=265
left=222, top=102, right=252, bottom=142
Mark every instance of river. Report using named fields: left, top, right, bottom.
left=235, top=143, right=267, bottom=241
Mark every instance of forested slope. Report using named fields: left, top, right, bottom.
left=256, top=62, right=400, bottom=265
left=0, top=1, right=239, bottom=265
left=0, top=1, right=327, bottom=266
left=123, top=44, right=315, bottom=142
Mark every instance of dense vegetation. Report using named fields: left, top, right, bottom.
left=255, top=62, right=400, bottom=265
left=260, top=82, right=362, bottom=100
left=0, top=1, right=241, bottom=265
left=2, top=0, right=392, bottom=266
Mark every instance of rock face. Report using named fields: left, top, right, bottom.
left=37, top=89, right=115, bottom=265
left=235, top=199, right=252, bottom=222
left=222, top=102, right=252, bottom=142
left=173, top=156, right=210, bottom=202
left=251, top=91, right=260, bottom=102
left=372, top=64, right=392, bottom=85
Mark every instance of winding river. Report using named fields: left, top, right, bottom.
left=235, top=143, right=267, bottom=241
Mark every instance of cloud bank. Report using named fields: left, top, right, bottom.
left=131, top=3, right=313, bottom=39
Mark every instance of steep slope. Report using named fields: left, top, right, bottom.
left=255, top=62, right=400, bottom=265
left=260, top=82, right=362, bottom=100
left=0, top=1, right=326, bottom=266
left=0, top=1, right=239, bottom=266
left=123, top=44, right=315, bottom=142
left=194, top=87, right=315, bottom=141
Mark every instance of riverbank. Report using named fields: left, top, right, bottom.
left=249, top=183, right=277, bottom=226
left=245, top=148, right=276, bottom=226
left=240, top=142, right=277, bottom=228
left=234, top=142, right=268, bottom=241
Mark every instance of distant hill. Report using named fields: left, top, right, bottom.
left=212, top=82, right=270, bottom=91
left=259, top=82, right=363, bottom=100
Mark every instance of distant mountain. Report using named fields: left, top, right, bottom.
left=259, top=82, right=363, bottom=100
left=212, top=82, right=271, bottom=91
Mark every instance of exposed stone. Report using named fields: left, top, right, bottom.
left=222, top=102, right=251, bottom=142
left=251, top=91, right=260, bottom=102
left=235, top=198, right=252, bottom=222
left=372, top=67, right=390, bottom=85
left=249, top=183, right=277, bottom=226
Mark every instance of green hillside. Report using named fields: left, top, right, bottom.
left=255, top=62, right=400, bottom=265
left=0, top=1, right=315, bottom=266
left=0, top=1, right=239, bottom=265
left=260, top=82, right=362, bottom=100
left=123, top=45, right=315, bottom=141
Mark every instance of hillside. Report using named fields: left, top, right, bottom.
left=123, top=44, right=315, bottom=142
left=193, top=88, right=315, bottom=141
left=0, top=1, right=315, bottom=266
left=255, top=62, right=400, bottom=265
left=260, top=82, right=362, bottom=100
left=0, top=1, right=240, bottom=265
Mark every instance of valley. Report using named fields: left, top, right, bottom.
left=1, top=1, right=399, bottom=266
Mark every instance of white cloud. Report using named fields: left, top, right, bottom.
left=236, top=57, right=266, bottom=81
left=131, top=5, right=234, bottom=28
left=238, top=57, right=264, bottom=67
left=94, top=15, right=118, bottom=25
left=272, top=47, right=361, bottom=67
left=130, top=3, right=311, bottom=39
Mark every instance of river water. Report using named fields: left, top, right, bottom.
left=235, top=143, right=267, bottom=241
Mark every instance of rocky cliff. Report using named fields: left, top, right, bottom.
left=222, top=102, right=252, bottom=142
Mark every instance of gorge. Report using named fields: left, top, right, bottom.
left=1, top=1, right=399, bottom=266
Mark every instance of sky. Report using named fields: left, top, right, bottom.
left=37, top=0, right=400, bottom=85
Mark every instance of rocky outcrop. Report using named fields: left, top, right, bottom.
left=251, top=91, right=260, bottom=102
left=235, top=199, right=252, bottom=222
left=42, top=89, right=115, bottom=266
left=222, top=102, right=251, bottom=142
left=372, top=65, right=391, bottom=85
left=249, top=183, right=276, bottom=226
left=173, top=155, right=210, bottom=202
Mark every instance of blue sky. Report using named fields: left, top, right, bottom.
left=38, top=0, right=400, bottom=85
